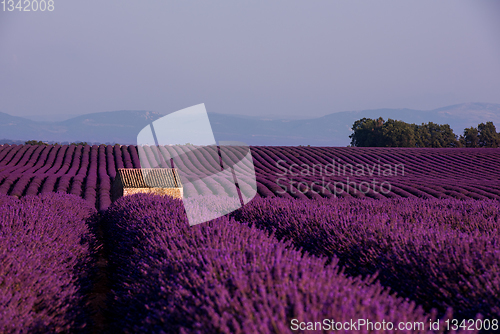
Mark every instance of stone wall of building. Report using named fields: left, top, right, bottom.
left=122, top=187, right=183, bottom=199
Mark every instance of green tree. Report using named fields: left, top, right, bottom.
left=460, top=127, right=479, bottom=148
left=430, top=123, right=459, bottom=148
left=412, top=122, right=458, bottom=148
left=381, top=119, right=416, bottom=147
left=414, top=124, right=430, bottom=148
left=478, top=122, right=500, bottom=148
left=350, top=118, right=460, bottom=148
left=24, top=140, right=48, bottom=146
left=349, top=117, right=385, bottom=147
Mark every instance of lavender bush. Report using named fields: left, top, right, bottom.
left=231, top=197, right=500, bottom=321
left=0, top=193, right=98, bottom=333
left=103, top=194, right=468, bottom=334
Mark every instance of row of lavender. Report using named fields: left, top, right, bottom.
left=131, top=144, right=500, bottom=201
left=230, top=197, right=500, bottom=321
left=1, top=144, right=500, bottom=210
left=0, top=144, right=141, bottom=210
left=251, top=146, right=500, bottom=181
left=102, top=193, right=470, bottom=334
left=250, top=146, right=500, bottom=200
left=0, top=193, right=98, bottom=333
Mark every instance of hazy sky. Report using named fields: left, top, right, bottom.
left=1, top=0, right=499, bottom=120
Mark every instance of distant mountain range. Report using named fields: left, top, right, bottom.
left=1, top=103, right=500, bottom=146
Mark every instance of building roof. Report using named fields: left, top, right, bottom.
left=116, top=168, right=182, bottom=188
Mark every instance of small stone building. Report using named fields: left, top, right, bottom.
left=112, top=168, right=183, bottom=201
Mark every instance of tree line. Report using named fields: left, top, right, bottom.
left=24, top=140, right=89, bottom=146
left=349, top=118, right=500, bottom=148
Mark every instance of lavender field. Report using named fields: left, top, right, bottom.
left=1, top=144, right=499, bottom=333
left=1, top=145, right=500, bottom=210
